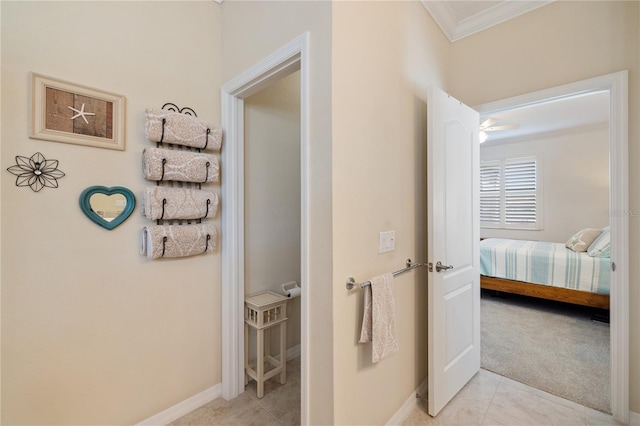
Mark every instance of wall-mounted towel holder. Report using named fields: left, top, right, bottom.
left=156, top=197, right=211, bottom=225
left=346, top=259, right=425, bottom=290
left=162, top=102, right=197, bottom=117
left=158, top=198, right=167, bottom=223
left=160, top=233, right=212, bottom=257
left=140, top=103, right=220, bottom=259
left=154, top=156, right=210, bottom=189
left=152, top=103, right=211, bottom=190
left=158, top=103, right=198, bottom=146
left=156, top=103, right=213, bottom=151
left=156, top=122, right=212, bottom=151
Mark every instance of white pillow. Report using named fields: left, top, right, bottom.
left=566, top=228, right=602, bottom=253
left=587, top=226, right=611, bottom=258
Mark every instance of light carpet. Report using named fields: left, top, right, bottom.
left=481, top=291, right=610, bottom=413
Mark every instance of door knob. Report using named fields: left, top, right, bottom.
left=435, top=261, right=454, bottom=272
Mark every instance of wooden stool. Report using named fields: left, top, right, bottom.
left=244, top=291, right=288, bottom=398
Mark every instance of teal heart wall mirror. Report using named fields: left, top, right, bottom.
left=79, top=186, right=136, bottom=230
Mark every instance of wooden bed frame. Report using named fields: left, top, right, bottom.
left=481, top=275, right=610, bottom=310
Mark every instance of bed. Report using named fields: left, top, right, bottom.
left=480, top=238, right=610, bottom=309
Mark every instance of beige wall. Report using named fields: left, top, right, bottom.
left=1, top=2, right=222, bottom=424
left=221, top=2, right=334, bottom=424
left=480, top=125, right=610, bottom=242
left=0, top=1, right=3, bottom=419
left=3, top=1, right=638, bottom=424
left=331, top=2, right=449, bottom=424
left=450, top=0, right=640, bottom=412
left=245, top=70, right=301, bottom=356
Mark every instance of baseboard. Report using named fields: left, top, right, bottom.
left=287, top=344, right=301, bottom=361
left=630, top=410, right=640, bottom=426
left=416, top=379, right=429, bottom=399
left=386, top=377, right=428, bottom=426
left=137, top=346, right=300, bottom=426
left=136, top=383, right=221, bottom=426
left=136, top=345, right=300, bottom=426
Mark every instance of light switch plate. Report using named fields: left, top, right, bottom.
left=379, top=231, right=395, bottom=253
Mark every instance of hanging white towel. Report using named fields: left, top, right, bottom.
left=359, top=273, right=399, bottom=363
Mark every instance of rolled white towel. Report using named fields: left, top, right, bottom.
left=140, top=224, right=217, bottom=260
left=142, top=147, right=219, bottom=184
left=145, top=108, right=223, bottom=151
left=142, top=186, right=218, bottom=221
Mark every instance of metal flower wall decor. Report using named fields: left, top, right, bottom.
left=7, top=152, right=65, bottom=192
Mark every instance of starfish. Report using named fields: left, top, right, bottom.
left=68, top=103, right=95, bottom=125
left=568, top=235, right=586, bottom=248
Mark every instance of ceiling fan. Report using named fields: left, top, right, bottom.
left=479, top=117, right=520, bottom=143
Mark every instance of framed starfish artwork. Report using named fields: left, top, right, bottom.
left=30, top=73, right=126, bottom=150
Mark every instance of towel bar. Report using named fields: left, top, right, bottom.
left=346, top=259, right=425, bottom=290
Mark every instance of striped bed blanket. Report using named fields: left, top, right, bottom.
left=480, top=238, right=610, bottom=295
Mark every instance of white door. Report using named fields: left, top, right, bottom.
left=427, top=87, right=481, bottom=416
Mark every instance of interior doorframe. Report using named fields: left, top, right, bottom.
left=220, top=32, right=310, bottom=423
left=474, top=70, right=629, bottom=424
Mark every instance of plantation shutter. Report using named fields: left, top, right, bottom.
left=480, top=156, right=539, bottom=229
left=480, top=161, right=501, bottom=225
left=504, top=159, right=537, bottom=225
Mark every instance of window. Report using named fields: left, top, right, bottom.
left=480, top=156, right=541, bottom=229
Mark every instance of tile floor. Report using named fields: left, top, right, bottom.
left=402, top=369, right=620, bottom=426
left=172, top=357, right=620, bottom=426
left=171, top=357, right=300, bottom=426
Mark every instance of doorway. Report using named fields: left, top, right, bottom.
left=474, top=71, right=629, bottom=423
left=243, top=70, right=302, bottom=420
left=220, top=33, right=310, bottom=424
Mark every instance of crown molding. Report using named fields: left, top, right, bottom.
left=421, top=0, right=554, bottom=42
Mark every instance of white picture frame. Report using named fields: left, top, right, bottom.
left=30, top=72, right=126, bottom=151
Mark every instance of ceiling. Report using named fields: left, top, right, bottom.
left=421, top=0, right=555, bottom=42
left=419, top=1, right=607, bottom=143
left=479, top=91, right=610, bottom=144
